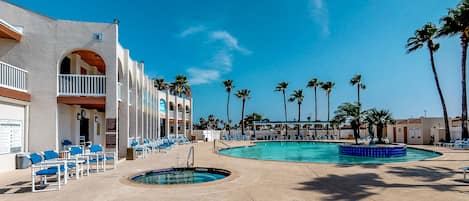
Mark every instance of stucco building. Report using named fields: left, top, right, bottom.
left=0, top=1, right=192, bottom=171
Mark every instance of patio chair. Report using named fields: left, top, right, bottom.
left=69, top=145, right=90, bottom=176
left=131, top=139, right=147, bottom=158
left=89, top=144, right=116, bottom=172
left=29, top=153, right=67, bottom=192
left=43, top=150, right=82, bottom=180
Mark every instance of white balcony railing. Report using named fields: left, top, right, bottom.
left=0, top=61, right=28, bottom=92
left=58, top=74, right=106, bottom=96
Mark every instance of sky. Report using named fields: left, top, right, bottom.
left=7, top=0, right=466, bottom=123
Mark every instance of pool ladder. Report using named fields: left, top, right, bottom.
left=186, top=146, right=194, bottom=168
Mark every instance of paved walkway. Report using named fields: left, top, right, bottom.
left=0, top=141, right=468, bottom=201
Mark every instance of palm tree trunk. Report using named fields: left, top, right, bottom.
left=429, top=46, right=451, bottom=142
left=241, top=99, right=245, bottom=135
left=357, top=85, right=360, bottom=137
left=461, top=37, right=468, bottom=139
left=327, top=95, right=330, bottom=135
left=227, top=92, right=231, bottom=137
left=297, top=103, right=301, bottom=136
left=314, top=87, right=317, bottom=137
left=283, top=91, right=288, bottom=135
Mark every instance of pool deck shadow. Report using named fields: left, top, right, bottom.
left=0, top=141, right=468, bottom=201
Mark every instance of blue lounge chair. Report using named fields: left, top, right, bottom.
left=69, top=146, right=90, bottom=176
left=43, top=150, right=83, bottom=180
left=89, top=144, right=116, bottom=172
left=29, top=153, right=67, bottom=192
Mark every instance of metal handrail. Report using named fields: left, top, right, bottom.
left=213, top=139, right=231, bottom=153
left=186, top=146, right=194, bottom=167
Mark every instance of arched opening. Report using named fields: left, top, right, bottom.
left=177, top=104, right=183, bottom=112
left=169, top=102, right=174, bottom=111
left=57, top=49, right=106, bottom=148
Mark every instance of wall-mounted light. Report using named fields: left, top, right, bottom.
left=95, top=116, right=99, bottom=123
left=76, top=112, right=81, bottom=120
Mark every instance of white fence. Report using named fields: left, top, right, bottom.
left=58, top=74, right=106, bottom=96
left=0, top=61, right=28, bottom=92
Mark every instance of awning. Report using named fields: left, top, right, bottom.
left=0, top=19, right=22, bottom=41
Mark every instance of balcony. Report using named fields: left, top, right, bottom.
left=0, top=61, right=28, bottom=92
left=58, top=74, right=106, bottom=96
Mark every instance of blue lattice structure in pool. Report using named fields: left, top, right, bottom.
left=339, top=144, right=406, bottom=158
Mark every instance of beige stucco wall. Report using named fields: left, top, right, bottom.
left=0, top=1, right=117, bottom=152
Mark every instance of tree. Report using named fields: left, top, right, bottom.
left=320, top=81, right=335, bottom=135
left=407, top=23, right=451, bottom=142
left=333, top=103, right=362, bottom=144
left=364, top=109, right=395, bottom=144
left=275, top=81, right=289, bottom=135
left=223, top=80, right=235, bottom=136
left=288, top=89, right=304, bottom=136
left=307, top=78, right=320, bottom=136
left=153, top=78, right=168, bottom=90
left=170, top=75, right=190, bottom=137
left=437, top=0, right=469, bottom=139
left=243, top=113, right=270, bottom=129
left=235, top=89, right=251, bottom=135
left=350, top=74, right=366, bottom=137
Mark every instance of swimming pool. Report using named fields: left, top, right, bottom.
left=130, top=167, right=230, bottom=185
left=219, top=141, right=441, bottom=164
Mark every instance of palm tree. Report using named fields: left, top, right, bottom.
left=364, top=109, right=395, bottom=144
left=275, top=81, right=289, bottom=135
left=333, top=103, right=361, bottom=144
left=235, top=89, right=251, bottom=135
left=223, top=80, right=235, bottom=136
left=288, top=89, right=304, bottom=136
left=307, top=78, right=320, bottom=136
left=407, top=23, right=451, bottom=142
left=153, top=78, right=168, bottom=90
left=350, top=75, right=365, bottom=137
left=332, top=114, right=346, bottom=139
left=437, top=0, right=469, bottom=139
left=320, top=81, right=335, bottom=135
left=171, top=75, right=190, bottom=137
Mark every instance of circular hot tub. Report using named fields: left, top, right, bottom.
left=339, top=143, right=406, bottom=158
left=130, top=167, right=231, bottom=185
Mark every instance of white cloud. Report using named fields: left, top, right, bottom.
left=309, top=0, right=330, bottom=36
left=209, top=49, right=233, bottom=72
left=210, top=31, right=252, bottom=55
left=179, top=25, right=206, bottom=38
left=187, top=67, right=221, bottom=85
left=179, top=26, right=251, bottom=85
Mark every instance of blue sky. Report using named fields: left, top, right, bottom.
left=8, top=0, right=465, bottom=123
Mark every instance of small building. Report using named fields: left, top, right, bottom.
left=387, top=117, right=445, bottom=145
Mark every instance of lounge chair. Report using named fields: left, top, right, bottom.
left=29, top=153, right=67, bottom=192
left=43, top=150, right=82, bottom=180
left=88, top=144, right=116, bottom=172
left=69, top=146, right=90, bottom=176
left=131, top=139, right=148, bottom=158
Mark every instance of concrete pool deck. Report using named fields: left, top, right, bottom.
left=0, top=141, right=468, bottom=201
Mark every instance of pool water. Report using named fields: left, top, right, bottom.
left=219, top=141, right=441, bottom=164
left=130, top=167, right=230, bottom=185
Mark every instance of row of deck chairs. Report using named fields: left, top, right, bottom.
left=129, top=136, right=192, bottom=158
left=28, top=144, right=116, bottom=192
left=434, top=139, right=469, bottom=149
left=222, top=135, right=250, bottom=141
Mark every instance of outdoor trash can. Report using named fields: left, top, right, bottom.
left=16, top=153, right=29, bottom=169
left=126, top=147, right=136, bottom=160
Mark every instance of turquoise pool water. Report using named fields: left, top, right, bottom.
left=131, top=168, right=230, bottom=185
left=219, top=141, right=441, bottom=164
